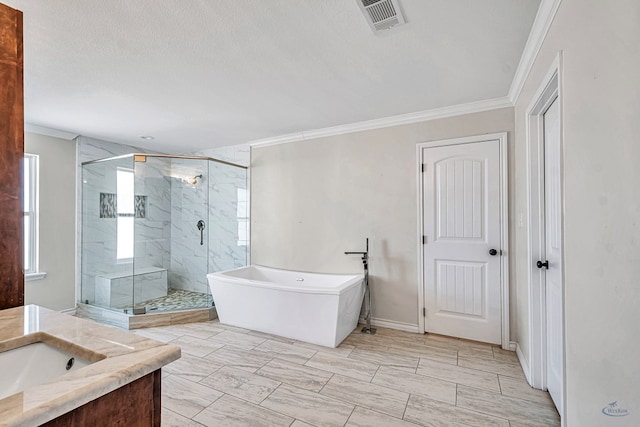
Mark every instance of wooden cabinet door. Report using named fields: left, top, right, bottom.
left=0, top=3, right=24, bottom=308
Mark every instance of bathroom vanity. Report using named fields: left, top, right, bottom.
left=0, top=305, right=180, bottom=426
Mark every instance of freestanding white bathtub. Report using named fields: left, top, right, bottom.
left=207, top=265, right=364, bottom=348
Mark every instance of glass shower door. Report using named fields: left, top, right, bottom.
left=132, top=156, right=212, bottom=312
left=81, top=156, right=135, bottom=312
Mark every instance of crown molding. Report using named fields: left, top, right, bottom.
left=25, top=123, right=79, bottom=140
left=250, top=96, right=512, bottom=148
left=508, top=0, right=563, bottom=104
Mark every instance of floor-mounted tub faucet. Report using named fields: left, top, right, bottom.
left=345, top=238, right=375, bottom=335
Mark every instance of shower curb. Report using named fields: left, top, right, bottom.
left=76, top=303, right=216, bottom=329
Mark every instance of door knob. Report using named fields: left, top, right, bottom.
left=489, top=249, right=498, bottom=256
left=537, top=260, right=549, bottom=269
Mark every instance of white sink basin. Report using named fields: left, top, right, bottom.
left=0, top=341, right=93, bottom=400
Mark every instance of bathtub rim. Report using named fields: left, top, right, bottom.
left=207, top=264, right=364, bottom=296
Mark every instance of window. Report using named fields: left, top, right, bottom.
left=23, top=154, right=39, bottom=275
left=116, top=168, right=135, bottom=260
left=237, top=188, right=248, bottom=246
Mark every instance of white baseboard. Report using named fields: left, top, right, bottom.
left=60, top=307, right=77, bottom=316
left=359, top=317, right=421, bottom=333
left=507, top=341, right=517, bottom=351
left=515, top=342, right=532, bottom=385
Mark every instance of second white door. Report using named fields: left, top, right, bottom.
left=543, top=97, right=564, bottom=413
left=423, top=139, right=502, bottom=344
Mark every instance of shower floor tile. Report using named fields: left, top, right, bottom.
left=120, top=289, right=212, bottom=312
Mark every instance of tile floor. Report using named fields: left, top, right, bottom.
left=120, top=289, right=211, bottom=312
left=134, top=321, right=560, bottom=426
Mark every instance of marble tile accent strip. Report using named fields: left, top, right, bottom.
left=256, top=358, right=333, bottom=392
left=320, top=375, right=409, bottom=418
left=404, top=394, right=510, bottom=427
left=162, top=374, right=223, bottom=418
left=134, top=195, right=147, bottom=218
left=456, top=385, right=560, bottom=426
left=200, top=366, right=281, bottom=404
left=372, top=366, right=456, bottom=405
left=261, top=384, right=355, bottom=427
left=305, top=351, right=379, bottom=382
left=193, top=394, right=294, bottom=427
left=416, top=357, right=500, bottom=392
left=99, top=193, right=116, bottom=218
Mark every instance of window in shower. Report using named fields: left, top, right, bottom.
left=116, top=168, right=134, bottom=260
left=237, top=187, right=248, bottom=246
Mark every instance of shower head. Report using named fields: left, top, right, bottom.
left=187, top=174, right=203, bottom=185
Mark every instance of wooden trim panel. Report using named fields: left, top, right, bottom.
left=0, top=3, right=24, bottom=309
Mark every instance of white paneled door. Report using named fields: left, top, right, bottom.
left=423, top=139, right=502, bottom=344
left=543, top=97, right=564, bottom=413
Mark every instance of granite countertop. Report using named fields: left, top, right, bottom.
left=0, top=305, right=181, bottom=427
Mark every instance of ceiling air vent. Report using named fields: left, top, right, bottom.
left=356, top=0, right=406, bottom=34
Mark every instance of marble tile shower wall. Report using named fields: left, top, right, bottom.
left=81, top=160, right=121, bottom=304
left=169, top=159, right=209, bottom=293
left=82, top=158, right=173, bottom=305
left=209, top=161, right=248, bottom=273
left=134, top=158, right=172, bottom=275
left=78, top=137, right=165, bottom=305
left=192, top=144, right=250, bottom=278
left=168, top=159, right=248, bottom=293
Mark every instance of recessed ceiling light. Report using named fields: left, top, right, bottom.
left=140, top=135, right=154, bottom=140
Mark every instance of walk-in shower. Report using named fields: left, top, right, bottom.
left=80, top=153, right=248, bottom=319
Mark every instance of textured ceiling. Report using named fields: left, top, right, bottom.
left=5, top=0, right=539, bottom=153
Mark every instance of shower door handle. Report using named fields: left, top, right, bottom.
left=197, top=220, right=205, bottom=245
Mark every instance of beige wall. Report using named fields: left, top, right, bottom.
left=251, top=108, right=514, bottom=329
left=24, top=132, right=77, bottom=311
left=513, top=0, right=640, bottom=424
